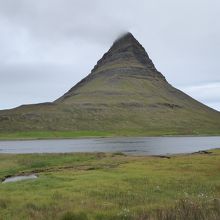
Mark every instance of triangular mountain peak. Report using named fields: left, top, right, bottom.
left=1, top=32, right=220, bottom=135
left=91, top=32, right=160, bottom=75
left=112, top=32, right=142, bottom=48
left=55, top=33, right=167, bottom=103
left=111, top=32, right=144, bottom=51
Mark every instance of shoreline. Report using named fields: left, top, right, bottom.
left=0, top=133, right=220, bottom=141
left=0, top=147, right=219, bottom=156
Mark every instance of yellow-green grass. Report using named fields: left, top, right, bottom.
left=0, top=131, right=116, bottom=140
left=1, top=130, right=220, bottom=140
left=0, top=150, right=220, bottom=220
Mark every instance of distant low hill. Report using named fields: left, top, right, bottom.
left=0, top=33, right=220, bottom=136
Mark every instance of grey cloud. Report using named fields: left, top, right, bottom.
left=180, top=82, right=220, bottom=110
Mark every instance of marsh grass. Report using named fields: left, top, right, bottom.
left=60, top=198, right=220, bottom=220
left=61, top=212, right=88, bottom=220
left=0, top=150, right=219, bottom=219
left=152, top=198, right=220, bottom=220
left=0, top=198, right=8, bottom=209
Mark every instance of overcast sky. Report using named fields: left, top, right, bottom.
left=0, top=0, right=219, bottom=111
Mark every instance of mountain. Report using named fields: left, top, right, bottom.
left=0, top=33, right=220, bottom=135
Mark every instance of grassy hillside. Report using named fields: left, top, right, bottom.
left=0, top=71, right=219, bottom=136
left=0, top=150, right=220, bottom=219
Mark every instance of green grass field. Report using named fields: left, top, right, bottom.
left=0, top=130, right=220, bottom=140
left=0, top=131, right=116, bottom=140
left=0, top=150, right=220, bottom=220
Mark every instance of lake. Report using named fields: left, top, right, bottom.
left=0, top=136, right=220, bottom=155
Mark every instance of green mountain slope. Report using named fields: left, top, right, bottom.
left=0, top=33, right=220, bottom=136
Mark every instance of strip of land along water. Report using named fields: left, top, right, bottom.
left=0, top=136, right=219, bottom=155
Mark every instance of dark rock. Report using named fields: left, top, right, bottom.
left=195, top=150, right=212, bottom=154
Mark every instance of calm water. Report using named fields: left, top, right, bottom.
left=2, top=175, right=37, bottom=183
left=0, top=136, right=220, bottom=155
